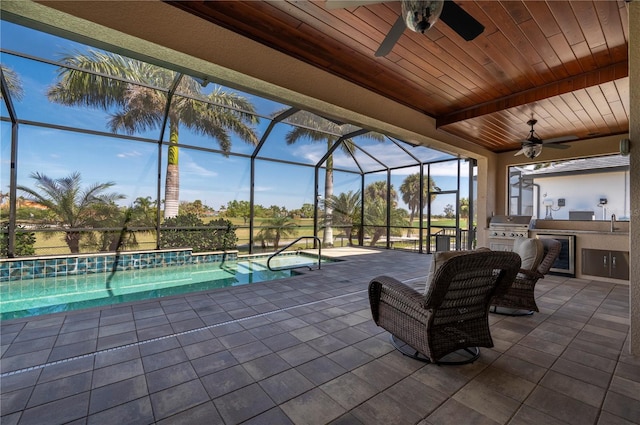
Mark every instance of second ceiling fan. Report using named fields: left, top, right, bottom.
left=326, top=0, right=485, bottom=57
left=515, top=118, right=576, bottom=159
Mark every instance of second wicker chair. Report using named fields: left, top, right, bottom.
left=368, top=250, right=521, bottom=364
left=491, top=238, right=561, bottom=315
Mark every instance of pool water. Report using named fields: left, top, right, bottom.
left=0, top=254, right=327, bottom=320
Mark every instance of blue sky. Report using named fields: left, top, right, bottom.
left=1, top=20, right=470, bottom=214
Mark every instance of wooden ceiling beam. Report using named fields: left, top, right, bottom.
left=436, top=60, right=628, bottom=128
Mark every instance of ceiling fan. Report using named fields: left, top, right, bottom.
left=325, top=0, right=485, bottom=57
left=514, top=118, right=576, bottom=159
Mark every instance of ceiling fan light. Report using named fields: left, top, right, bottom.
left=523, top=144, right=542, bottom=159
left=402, top=0, right=444, bottom=33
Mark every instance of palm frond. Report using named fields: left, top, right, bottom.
left=17, top=172, right=126, bottom=229
left=47, top=49, right=171, bottom=110
left=0, top=65, right=25, bottom=101
left=178, top=97, right=259, bottom=151
left=209, top=86, right=259, bottom=120
left=285, top=126, right=335, bottom=145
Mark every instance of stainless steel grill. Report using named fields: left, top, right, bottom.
left=488, top=215, right=532, bottom=251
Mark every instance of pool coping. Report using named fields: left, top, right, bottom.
left=0, top=249, right=239, bottom=282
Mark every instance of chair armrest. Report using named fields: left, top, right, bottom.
left=369, top=275, right=426, bottom=323
left=517, top=268, right=545, bottom=280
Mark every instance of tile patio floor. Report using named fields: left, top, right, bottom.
left=1, top=247, right=639, bottom=425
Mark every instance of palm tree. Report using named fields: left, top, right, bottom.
left=16, top=172, right=125, bottom=253
left=399, top=173, right=439, bottom=236
left=460, top=197, right=469, bottom=220
left=46, top=50, right=259, bottom=218
left=257, top=214, right=297, bottom=250
left=83, top=201, right=139, bottom=252
left=363, top=198, right=408, bottom=246
left=365, top=181, right=398, bottom=206
left=0, top=64, right=25, bottom=101
left=280, top=110, right=384, bottom=246
left=0, top=65, right=23, bottom=223
left=362, top=180, right=419, bottom=245
left=323, top=191, right=361, bottom=246
left=129, top=196, right=157, bottom=227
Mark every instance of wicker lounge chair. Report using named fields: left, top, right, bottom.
left=368, top=250, right=521, bottom=364
left=491, top=238, right=561, bottom=315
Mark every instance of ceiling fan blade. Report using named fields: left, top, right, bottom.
left=514, top=148, right=525, bottom=156
left=324, top=0, right=386, bottom=9
left=543, top=135, right=578, bottom=144
left=542, top=135, right=577, bottom=149
left=439, top=1, right=484, bottom=41
left=544, top=143, right=571, bottom=150
left=375, top=15, right=406, bottom=57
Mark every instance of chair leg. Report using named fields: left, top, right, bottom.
left=389, top=334, right=480, bottom=365
left=435, top=347, right=480, bottom=365
left=491, top=306, right=534, bottom=316
left=389, top=334, right=430, bottom=362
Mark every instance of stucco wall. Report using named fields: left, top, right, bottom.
left=496, top=134, right=625, bottom=216
left=628, top=1, right=639, bottom=355
left=533, top=170, right=630, bottom=220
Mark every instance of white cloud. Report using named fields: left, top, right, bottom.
left=289, top=143, right=324, bottom=163
left=429, top=161, right=466, bottom=177
left=254, top=185, right=273, bottom=193
left=116, top=150, right=143, bottom=158
left=181, top=152, right=218, bottom=177
left=286, top=140, right=461, bottom=176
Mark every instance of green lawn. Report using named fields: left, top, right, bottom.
left=22, top=217, right=473, bottom=256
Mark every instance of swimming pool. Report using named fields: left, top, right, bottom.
left=0, top=253, right=330, bottom=320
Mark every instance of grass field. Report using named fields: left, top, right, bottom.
left=19, top=217, right=473, bottom=256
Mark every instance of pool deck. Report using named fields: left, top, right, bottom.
left=1, top=247, right=638, bottom=424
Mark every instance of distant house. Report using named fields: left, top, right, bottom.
left=511, top=155, right=630, bottom=221
left=0, top=197, right=49, bottom=211
left=18, top=199, right=49, bottom=210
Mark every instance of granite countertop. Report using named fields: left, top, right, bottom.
left=529, top=228, right=629, bottom=235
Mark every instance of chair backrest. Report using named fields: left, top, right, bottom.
left=513, top=237, right=545, bottom=271
left=424, top=250, right=521, bottom=323
left=535, top=238, right=562, bottom=276
left=423, top=247, right=491, bottom=295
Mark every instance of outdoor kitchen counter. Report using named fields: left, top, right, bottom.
left=529, top=221, right=629, bottom=283
left=529, top=228, right=629, bottom=252
left=529, top=228, right=630, bottom=235
left=530, top=219, right=630, bottom=234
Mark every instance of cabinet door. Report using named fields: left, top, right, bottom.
left=610, top=251, right=629, bottom=280
left=582, top=249, right=610, bottom=278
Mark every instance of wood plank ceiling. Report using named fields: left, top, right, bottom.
left=168, top=0, right=630, bottom=153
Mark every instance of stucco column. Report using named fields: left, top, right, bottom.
left=629, top=0, right=639, bottom=355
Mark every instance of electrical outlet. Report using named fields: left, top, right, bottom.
left=558, top=198, right=565, bottom=207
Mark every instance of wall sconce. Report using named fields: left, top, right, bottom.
left=620, top=138, right=630, bottom=156
left=543, top=199, right=554, bottom=219
left=543, top=199, right=562, bottom=219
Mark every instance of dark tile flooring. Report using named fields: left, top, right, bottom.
left=1, top=248, right=638, bottom=425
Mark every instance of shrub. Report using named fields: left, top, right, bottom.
left=0, top=223, right=36, bottom=257
left=159, top=214, right=237, bottom=252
